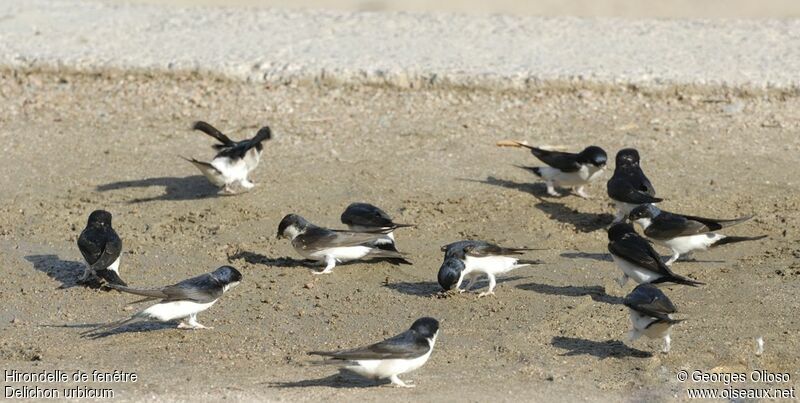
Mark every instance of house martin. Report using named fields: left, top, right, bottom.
left=506, top=141, right=607, bottom=198
left=624, top=283, right=684, bottom=353
left=606, top=148, right=662, bottom=222
left=77, top=210, right=126, bottom=286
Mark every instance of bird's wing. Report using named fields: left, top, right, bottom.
left=215, top=126, right=272, bottom=160
left=192, top=121, right=235, bottom=146
left=89, top=230, right=122, bottom=272
left=294, top=227, right=389, bottom=252
left=107, top=273, right=222, bottom=304
left=464, top=242, right=530, bottom=257
left=608, top=234, right=671, bottom=276
left=341, top=203, right=395, bottom=228
left=181, top=156, right=227, bottom=187
left=525, top=146, right=582, bottom=172
left=678, top=213, right=753, bottom=231
left=624, top=285, right=677, bottom=320
left=607, top=177, right=663, bottom=204
left=309, top=330, right=429, bottom=360
left=77, top=229, right=102, bottom=265
left=644, top=212, right=711, bottom=239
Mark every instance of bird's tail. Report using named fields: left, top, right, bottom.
left=515, top=165, right=543, bottom=178
left=367, top=248, right=411, bottom=265
left=79, top=315, right=145, bottom=337
left=656, top=274, right=705, bottom=287
left=515, top=259, right=545, bottom=266
left=249, top=126, right=272, bottom=145
left=711, top=235, right=767, bottom=248
left=98, top=270, right=127, bottom=287
left=192, top=121, right=234, bottom=146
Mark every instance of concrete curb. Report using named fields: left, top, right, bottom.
left=1, top=0, right=799, bottom=93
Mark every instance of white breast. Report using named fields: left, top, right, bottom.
left=463, top=255, right=521, bottom=276
left=306, top=246, right=372, bottom=262
left=611, top=254, right=663, bottom=284
left=141, top=300, right=217, bottom=322
left=629, top=311, right=671, bottom=339
left=211, top=156, right=249, bottom=184
left=347, top=335, right=436, bottom=380
left=662, top=233, right=724, bottom=254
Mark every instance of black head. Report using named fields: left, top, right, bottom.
left=87, top=210, right=113, bottom=227
left=277, top=214, right=309, bottom=238
left=437, top=257, right=465, bottom=290
left=340, top=202, right=392, bottom=227
left=212, top=265, right=243, bottom=284
left=615, top=148, right=641, bottom=168
left=607, top=222, right=636, bottom=241
left=410, top=317, right=440, bottom=339
left=629, top=204, right=660, bottom=221
left=579, top=146, right=608, bottom=167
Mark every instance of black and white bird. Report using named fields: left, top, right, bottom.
left=437, top=240, right=543, bottom=297
left=607, top=148, right=662, bottom=222
left=340, top=202, right=413, bottom=254
left=182, top=121, right=272, bottom=194
left=607, top=223, right=703, bottom=287
left=512, top=142, right=608, bottom=198
left=82, top=266, right=242, bottom=336
left=77, top=210, right=126, bottom=286
left=277, top=214, right=410, bottom=274
left=629, top=204, right=767, bottom=265
left=308, top=317, right=439, bottom=388
left=624, top=283, right=684, bottom=353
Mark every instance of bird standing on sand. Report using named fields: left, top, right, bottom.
left=183, top=121, right=272, bottom=194
left=607, top=223, right=703, bottom=287
left=437, top=240, right=543, bottom=297
left=607, top=148, right=662, bottom=222
left=277, top=214, right=410, bottom=274
left=629, top=204, right=767, bottom=265
left=624, top=283, right=683, bottom=353
left=309, top=317, right=439, bottom=388
left=82, top=266, right=242, bottom=336
left=499, top=141, right=607, bottom=198
left=77, top=210, right=126, bottom=287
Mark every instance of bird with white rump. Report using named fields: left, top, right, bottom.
left=623, top=283, right=684, bottom=353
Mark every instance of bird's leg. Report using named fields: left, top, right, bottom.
left=545, top=181, right=560, bottom=197
left=240, top=179, right=255, bottom=189
left=220, top=184, right=236, bottom=195
left=478, top=274, right=496, bottom=298
left=78, top=266, right=94, bottom=283
left=662, top=334, right=671, bottom=353
left=612, top=209, right=626, bottom=223
left=178, top=313, right=213, bottom=330
left=463, top=275, right=478, bottom=293
left=574, top=186, right=591, bottom=199
left=313, top=256, right=337, bottom=275
left=454, top=271, right=466, bottom=293
left=389, top=375, right=415, bottom=388
left=616, top=273, right=628, bottom=287
left=627, top=329, right=641, bottom=342
left=665, top=251, right=680, bottom=266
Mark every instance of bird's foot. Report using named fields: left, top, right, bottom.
left=178, top=322, right=213, bottom=330
left=312, top=269, right=333, bottom=275
left=477, top=291, right=495, bottom=298
left=575, top=187, right=592, bottom=199
left=220, top=185, right=237, bottom=195
left=389, top=376, right=415, bottom=388
left=241, top=180, right=255, bottom=189
left=546, top=189, right=560, bottom=197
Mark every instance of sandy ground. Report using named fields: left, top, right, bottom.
left=111, top=0, right=800, bottom=18
left=1, top=70, right=799, bottom=401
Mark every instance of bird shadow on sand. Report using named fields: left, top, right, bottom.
left=24, top=254, right=101, bottom=290
left=227, top=251, right=315, bottom=268
left=459, top=176, right=568, bottom=199
left=516, top=282, right=623, bottom=305
left=96, top=175, right=222, bottom=203
left=269, top=369, right=382, bottom=389
left=534, top=200, right=614, bottom=233
left=385, top=276, right=527, bottom=298
left=560, top=251, right=612, bottom=262
left=551, top=336, right=652, bottom=358
left=80, top=322, right=179, bottom=339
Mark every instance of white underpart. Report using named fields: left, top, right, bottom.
left=637, top=219, right=726, bottom=265
left=612, top=201, right=641, bottom=223
left=306, top=246, right=374, bottom=274
left=140, top=299, right=217, bottom=324
left=610, top=254, right=664, bottom=286
left=537, top=164, right=604, bottom=186
left=456, top=255, right=531, bottom=296
left=348, top=225, right=395, bottom=246
left=242, top=148, right=261, bottom=173
left=209, top=156, right=254, bottom=189
left=83, top=255, right=121, bottom=281
left=347, top=332, right=437, bottom=388
left=108, top=256, right=121, bottom=273
left=628, top=311, right=673, bottom=353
